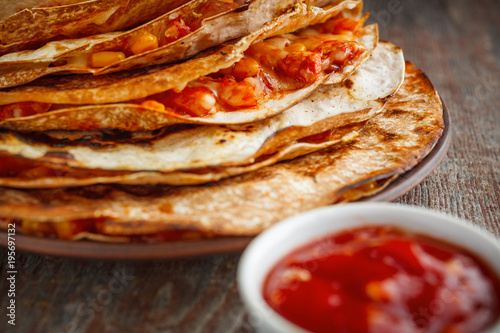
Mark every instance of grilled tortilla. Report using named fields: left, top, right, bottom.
left=0, top=0, right=363, bottom=88
left=0, top=10, right=378, bottom=130
left=0, top=62, right=444, bottom=241
left=0, top=42, right=404, bottom=187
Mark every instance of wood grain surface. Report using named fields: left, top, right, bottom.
left=1, top=0, right=499, bottom=332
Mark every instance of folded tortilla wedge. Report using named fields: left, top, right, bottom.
left=0, top=0, right=364, bottom=89
left=0, top=0, right=193, bottom=55
left=0, top=42, right=405, bottom=188
left=0, top=5, right=378, bottom=130
left=0, top=62, right=444, bottom=241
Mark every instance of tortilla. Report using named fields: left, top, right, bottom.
left=0, top=62, right=444, bottom=239
left=0, top=21, right=378, bottom=130
left=0, top=0, right=192, bottom=55
left=0, top=42, right=404, bottom=188
left=0, top=0, right=363, bottom=89
left=0, top=0, right=363, bottom=82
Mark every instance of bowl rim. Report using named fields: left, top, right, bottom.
left=237, top=202, right=500, bottom=333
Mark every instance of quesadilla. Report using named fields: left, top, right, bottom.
left=0, top=0, right=363, bottom=88
left=0, top=42, right=405, bottom=188
left=0, top=0, right=192, bottom=55
left=0, top=2, right=377, bottom=131
left=0, top=62, right=444, bottom=241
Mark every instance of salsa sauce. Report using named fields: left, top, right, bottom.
left=263, top=226, right=500, bottom=333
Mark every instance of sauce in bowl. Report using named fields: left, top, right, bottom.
left=263, top=225, right=500, bottom=333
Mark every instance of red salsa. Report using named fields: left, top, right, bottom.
left=263, top=226, right=500, bottom=333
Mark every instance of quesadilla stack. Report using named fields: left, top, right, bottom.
left=0, top=0, right=444, bottom=242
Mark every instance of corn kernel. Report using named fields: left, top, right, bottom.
left=164, top=25, right=180, bottom=40
left=286, top=43, right=307, bottom=52
left=130, top=33, right=159, bottom=55
left=232, top=58, right=261, bottom=80
left=90, top=51, right=126, bottom=68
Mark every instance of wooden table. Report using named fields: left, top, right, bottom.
left=1, top=0, right=499, bottom=331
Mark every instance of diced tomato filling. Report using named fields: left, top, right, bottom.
left=161, top=17, right=192, bottom=46
left=0, top=155, right=59, bottom=178
left=0, top=16, right=365, bottom=121
left=278, top=51, right=323, bottom=84
left=134, top=17, right=365, bottom=117
left=0, top=102, right=51, bottom=122
left=154, top=86, right=217, bottom=117
left=218, top=78, right=258, bottom=108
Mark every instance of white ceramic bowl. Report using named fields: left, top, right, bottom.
left=237, top=203, right=500, bottom=333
